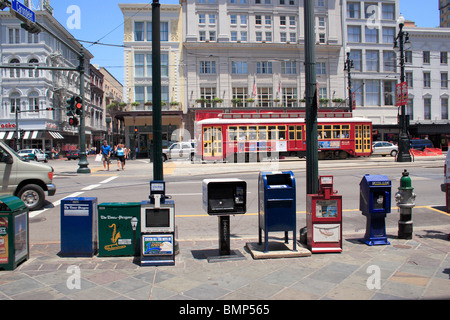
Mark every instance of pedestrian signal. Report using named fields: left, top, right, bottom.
left=69, top=117, right=79, bottom=127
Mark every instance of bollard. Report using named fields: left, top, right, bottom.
left=395, top=170, right=416, bottom=240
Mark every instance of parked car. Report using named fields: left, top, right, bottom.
left=410, top=139, right=433, bottom=151
left=162, top=142, right=196, bottom=162
left=66, top=150, right=80, bottom=160
left=0, top=141, right=56, bottom=211
left=17, top=149, right=48, bottom=162
left=372, top=141, right=398, bottom=157
left=442, top=151, right=450, bottom=192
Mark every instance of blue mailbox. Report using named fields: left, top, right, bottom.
left=258, top=171, right=296, bottom=253
left=61, top=197, right=98, bottom=256
left=359, top=175, right=391, bottom=246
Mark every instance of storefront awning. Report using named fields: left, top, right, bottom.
left=48, top=131, right=64, bottom=139
left=0, top=130, right=64, bottom=140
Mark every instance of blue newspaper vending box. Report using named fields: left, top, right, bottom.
left=60, top=197, right=98, bottom=256
left=359, top=175, right=391, bottom=246
left=258, top=171, right=296, bottom=253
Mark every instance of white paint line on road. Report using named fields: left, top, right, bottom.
left=29, top=191, right=85, bottom=218
left=82, top=184, right=101, bottom=191
left=100, top=176, right=118, bottom=184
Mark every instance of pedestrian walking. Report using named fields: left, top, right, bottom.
left=100, top=140, right=111, bottom=171
left=115, top=143, right=126, bottom=170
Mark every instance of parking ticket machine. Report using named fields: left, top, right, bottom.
left=140, top=181, right=175, bottom=266
left=359, top=174, right=391, bottom=246
left=306, top=176, right=343, bottom=253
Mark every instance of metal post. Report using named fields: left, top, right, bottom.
left=395, top=16, right=412, bottom=163
left=345, top=48, right=353, bottom=114
left=152, top=0, right=163, bottom=181
left=77, top=47, right=90, bottom=174
left=15, top=105, right=19, bottom=151
left=304, top=0, right=318, bottom=194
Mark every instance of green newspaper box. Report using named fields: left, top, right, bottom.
left=0, top=196, right=29, bottom=271
left=98, top=202, right=141, bottom=257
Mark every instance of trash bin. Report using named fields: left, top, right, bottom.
left=258, top=171, right=296, bottom=252
left=98, top=202, right=141, bottom=257
left=0, top=195, right=29, bottom=271
left=60, top=197, right=98, bottom=257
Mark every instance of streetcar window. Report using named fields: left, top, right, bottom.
left=289, top=126, right=295, bottom=140
left=324, top=125, right=332, bottom=139
left=342, top=125, right=349, bottom=138
left=278, top=126, right=286, bottom=140
left=249, top=126, right=257, bottom=140
left=238, top=126, right=248, bottom=141
left=228, top=127, right=237, bottom=141
left=268, top=126, right=277, bottom=140
left=296, top=126, right=303, bottom=140
left=258, top=126, right=267, bottom=140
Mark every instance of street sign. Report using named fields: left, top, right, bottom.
left=396, top=82, right=408, bottom=106
left=11, top=0, right=35, bottom=23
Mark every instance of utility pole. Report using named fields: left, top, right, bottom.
left=344, top=47, right=354, bottom=114
left=152, top=0, right=163, bottom=181
left=77, top=47, right=90, bottom=173
left=394, top=15, right=412, bottom=163
left=304, top=0, right=318, bottom=195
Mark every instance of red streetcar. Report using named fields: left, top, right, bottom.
left=194, top=112, right=372, bottom=162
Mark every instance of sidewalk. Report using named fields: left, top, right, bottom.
left=0, top=228, right=448, bottom=300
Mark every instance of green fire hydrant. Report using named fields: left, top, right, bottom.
left=395, top=170, right=416, bottom=239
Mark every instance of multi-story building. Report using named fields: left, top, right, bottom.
left=342, top=0, right=400, bottom=139
left=89, top=64, right=106, bottom=150
left=403, top=26, right=450, bottom=148
left=181, top=0, right=345, bottom=134
left=120, top=3, right=184, bottom=156
left=440, top=0, right=450, bottom=27
left=0, top=4, right=96, bottom=154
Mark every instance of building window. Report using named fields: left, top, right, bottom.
left=9, top=58, right=20, bottom=78
left=442, top=98, right=449, bottom=120
left=200, top=87, right=216, bottom=108
left=423, top=72, right=431, bottom=88
left=405, top=51, right=413, bottom=64
left=280, top=16, right=286, bottom=25
left=382, top=27, right=395, bottom=44
left=365, top=80, right=380, bottom=106
left=256, top=61, right=272, bottom=74
left=240, top=31, right=247, bottom=41
left=423, top=51, right=431, bottom=64
left=424, top=98, right=431, bottom=119
left=316, top=62, right=326, bottom=75
left=135, top=86, right=145, bottom=102
left=200, top=61, right=216, bottom=74
left=406, top=99, right=414, bottom=120
left=209, top=31, right=216, bottom=41
left=441, top=51, right=448, bottom=64
left=365, top=27, right=378, bottom=43
left=209, top=14, right=216, bottom=24
left=406, top=72, right=413, bottom=87
left=382, top=3, right=395, bottom=20
left=8, top=28, right=20, bottom=44
left=280, top=32, right=287, bottom=42
left=231, top=31, right=237, bottom=41
left=28, top=59, right=39, bottom=78
left=347, top=2, right=360, bottom=18
left=28, top=92, right=39, bottom=112
left=265, top=31, right=272, bottom=42
left=256, top=15, right=262, bottom=25
left=319, top=33, right=326, bottom=43
left=257, top=87, right=273, bottom=107
left=348, top=26, right=361, bottom=42
left=318, top=16, right=326, bottom=27
left=231, top=61, right=247, bottom=74
left=350, top=50, right=362, bottom=71
left=10, top=93, right=20, bottom=114
left=256, top=32, right=262, bottom=42
left=366, top=50, right=379, bottom=72
left=281, top=61, right=296, bottom=74
left=441, top=98, right=448, bottom=120
left=442, top=72, right=448, bottom=88
left=199, top=14, right=206, bottom=24
left=135, top=22, right=144, bottom=41
left=232, top=87, right=248, bottom=107
left=199, top=31, right=206, bottom=41
left=383, top=51, right=396, bottom=72
left=383, top=80, right=396, bottom=106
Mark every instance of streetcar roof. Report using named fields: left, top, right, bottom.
left=196, top=116, right=372, bottom=125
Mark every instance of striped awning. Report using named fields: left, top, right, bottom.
left=0, top=131, right=63, bottom=140
left=48, top=131, right=64, bottom=139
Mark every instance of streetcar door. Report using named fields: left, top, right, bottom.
left=362, top=124, right=372, bottom=153
left=203, top=126, right=223, bottom=158
left=355, top=125, right=363, bottom=153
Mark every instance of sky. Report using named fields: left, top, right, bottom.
left=23, top=0, right=441, bottom=91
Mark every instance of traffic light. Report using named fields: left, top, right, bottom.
left=66, top=97, right=75, bottom=117
left=75, top=96, right=83, bottom=115
left=69, top=117, right=79, bottom=127
left=20, top=22, right=41, bottom=34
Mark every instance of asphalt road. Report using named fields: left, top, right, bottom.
left=29, top=154, right=450, bottom=245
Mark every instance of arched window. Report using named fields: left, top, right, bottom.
left=9, top=59, right=20, bottom=78
left=9, top=92, right=20, bottom=114
left=28, top=91, right=39, bottom=112
left=28, top=58, right=39, bottom=78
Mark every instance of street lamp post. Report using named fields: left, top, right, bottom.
left=344, top=47, right=354, bottom=114
left=394, top=15, right=412, bottom=163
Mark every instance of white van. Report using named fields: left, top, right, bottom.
left=442, top=152, right=450, bottom=192
left=0, top=141, right=56, bottom=210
